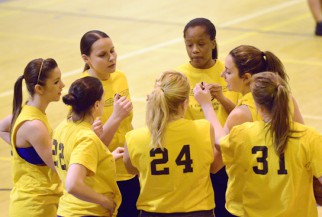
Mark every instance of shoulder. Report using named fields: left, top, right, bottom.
left=111, top=70, right=129, bottom=85
left=176, top=63, right=190, bottom=74
left=223, top=122, right=257, bottom=147
left=225, top=105, right=253, bottom=130
left=21, top=119, right=48, bottom=134
left=293, top=122, right=322, bottom=140
left=230, top=122, right=252, bottom=135
left=18, top=119, right=50, bottom=143
left=192, top=119, right=211, bottom=128
left=214, top=59, right=224, bottom=69
left=113, top=69, right=127, bottom=78
left=126, top=127, right=149, bottom=138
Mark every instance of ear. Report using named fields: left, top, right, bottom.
left=81, top=54, right=89, bottom=63
left=94, top=100, right=100, bottom=109
left=242, top=72, right=252, bottom=85
left=211, top=39, right=216, bottom=50
left=34, top=84, right=45, bottom=95
left=91, top=100, right=100, bottom=116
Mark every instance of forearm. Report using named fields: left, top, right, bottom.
left=123, top=144, right=139, bottom=175
left=0, top=132, right=11, bottom=144
left=308, top=0, right=322, bottom=21
left=67, top=179, right=110, bottom=206
left=0, top=115, right=12, bottom=145
left=216, top=96, right=236, bottom=114
left=201, top=103, right=227, bottom=144
left=100, top=114, right=123, bottom=146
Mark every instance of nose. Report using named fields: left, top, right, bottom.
left=192, top=44, right=199, bottom=54
left=220, top=70, right=226, bottom=78
left=109, top=53, right=116, bottom=62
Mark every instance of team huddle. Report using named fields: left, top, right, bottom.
left=0, top=18, right=321, bottom=217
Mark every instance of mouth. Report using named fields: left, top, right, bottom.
left=192, top=57, right=202, bottom=61
left=108, top=64, right=116, bottom=68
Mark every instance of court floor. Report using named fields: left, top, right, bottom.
left=0, top=0, right=321, bottom=216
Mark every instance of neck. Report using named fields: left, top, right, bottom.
left=258, top=107, right=271, bottom=123
left=88, top=69, right=110, bottom=80
left=27, top=96, right=48, bottom=114
left=191, top=59, right=216, bottom=69
left=168, top=113, right=184, bottom=122
left=241, top=86, right=251, bottom=96
left=72, top=113, right=95, bottom=124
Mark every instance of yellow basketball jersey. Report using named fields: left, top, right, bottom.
left=176, top=61, right=240, bottom=126
left=221, top=121, right=322, bottom=217
left=10, top=105, right=62, bottom=217
left=82, top=70, right=133, bottom=181
left=53, top=120, right=121, bottom=217
left=126, top=118, right=215, bottom=213
left=236, top=92, right=262, bottom=122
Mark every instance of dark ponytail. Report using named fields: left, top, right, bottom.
left=230, top=45, right=288, bottom=83
left=11, top=75, right=24, bottom=132
left=10, top=58, right=58, bottom=132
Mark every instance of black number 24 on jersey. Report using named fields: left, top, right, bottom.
left=150, top=145, right=193, bottom=175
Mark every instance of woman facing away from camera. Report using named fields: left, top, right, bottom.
left=124, top=71, right=223, bottom=217
left=53, top=76, right=123, bottom=217
left=194, top=45, right=304, bottom=216
left=79, top=30, right=139, bottom=217
left=0, top=58, right=64, bottom=217
left=196, top=71, right=322, bottom=217
left=176, top=17, right=241, bottom=217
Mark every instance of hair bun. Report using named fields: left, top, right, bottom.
left=63, top=93, right=77, bottom=105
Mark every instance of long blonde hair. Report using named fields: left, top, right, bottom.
left=146, top=71, right=190, bottom=149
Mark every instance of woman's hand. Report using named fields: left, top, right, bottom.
left=193, top=83, right=212, bottom=106
left=101, top=194, right=116, bottom=216
left=207, top=83, right=224, bottom=102
left=112, top=147, right=124, bottom=161
left=112, top=94, right=133, bottom=122
left=92, top=117, right=103, bottom=137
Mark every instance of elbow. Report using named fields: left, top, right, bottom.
left=124, top=164, right=139, bottom=175
left=128, top=168, right=139, bottom=175
left=124, top=161, right=138, bottom=175
left=65, top=180, right=79, bottom=195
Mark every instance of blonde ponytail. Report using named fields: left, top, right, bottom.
left=146, top=71, right=190, bottom=149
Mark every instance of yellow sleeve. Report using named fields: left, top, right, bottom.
left=220, top=125, right=248, bottom=166
left=70, top=136, right=99, bottom=175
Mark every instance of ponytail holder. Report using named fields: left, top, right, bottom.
left=158, top=86, right=164, bottom=93
left=261, top=51, right=266, bottom=61
left=155, top=81, right=164, bottom=93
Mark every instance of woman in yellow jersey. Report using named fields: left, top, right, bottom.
left=223, top=72, right=321, bottom=217
left=176, top=18, right=240, bottom=217
left=53, top=76, right=122, bottom=217
left=124, top=71, right=222, bottom=217
left=0, top=58, right=64, bottom=217
left=194, top=45, right=304, bottom=216
left=79, top=30, right=139, bottom=217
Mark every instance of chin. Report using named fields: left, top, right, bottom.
left=54, top=96, right=61, bottom=102
left=108, top=65, right=116, bottom=73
